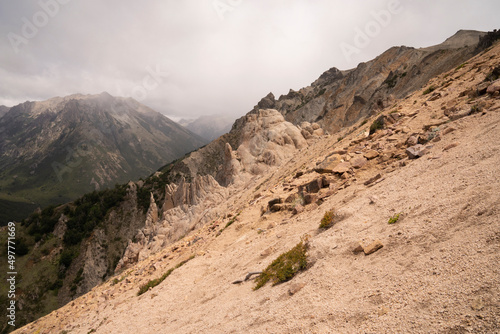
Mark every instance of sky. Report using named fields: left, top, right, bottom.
left=1, top=0, right=499, bottom=120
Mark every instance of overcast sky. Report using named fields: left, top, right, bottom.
left=1, top=0, right=499, bottom=120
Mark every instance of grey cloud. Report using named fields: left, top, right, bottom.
left=1, top=0, right=499, bottom=119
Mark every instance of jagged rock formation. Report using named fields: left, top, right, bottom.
left=253, top=30, right=487, bottom=134
left=117, top=174, right=229, bottom=271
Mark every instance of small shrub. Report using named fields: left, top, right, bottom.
left=319, top=210, right=335, bottom=229
left=470, top=104, right=482, bottom=113
left=254, top=240, right=308, bottom=290
left=369, top=116, right=385, bottom=135
left=388, top=213, right=401, bottom=224
left=137, top=256, right=195, bottom=295
left=422, top=86, right=436, bottom=95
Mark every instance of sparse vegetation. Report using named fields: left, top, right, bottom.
left=388, top=213, right=401, bottom=224
left=137, top=256, right=195, bottom=295
left=369, top=116, right=385, bottom=135
left=422, top=85, right=436, bottom=95
left=319, top=210, right=335, bottom=229
left=455, top=63, right=467, bottom=71
left=470, top=104, right=483, bottom=113
left=254, top=240, right=308, bottom=290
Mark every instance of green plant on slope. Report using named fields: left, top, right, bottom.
left=254, top=240, right=308, bottom=290
left=137, top=255, right=195, bottom=295
left=319, top=210, right=336, bottom=229
left=388, top=213, right=401, bottom=224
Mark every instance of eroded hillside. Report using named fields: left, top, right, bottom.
left=16, top=38, right=500, bottom=334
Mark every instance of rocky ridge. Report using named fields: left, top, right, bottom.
left=16, top=38, right=500, bottom=333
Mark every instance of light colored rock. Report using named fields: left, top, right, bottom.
left=406, top=144, right=430, bottom=159
left=364, top=240, right=384, bottom=255
left=350, top=156, right=368, bottom=169
left=364, top=150, right=379, bottom=160
left=486, top=79, right=500, bottom=95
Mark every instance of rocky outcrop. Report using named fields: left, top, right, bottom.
left=117, top=175, right=229, bottom=271
left=263, top=30, right=486, bottom=134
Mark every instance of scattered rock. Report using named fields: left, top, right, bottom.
left=332, top=162, right=351, bottom=174
left=364, top=240, right=384, bottom=255
left=442, top=127, right=456, bottom=135
left=352, top=243, right=364, bottom=254
left=448, top=108, right=471, bottom=121
left=444, top=143, right=459, bottom=151
left=477, top=82, right=490, bottom=96
left=486, top=79, right=500, bottom=95
left=300, top=178, right=324, bottom=194
left=292, top=204, right=304, bottom=215
left=428, top=92, right=442, bottom=101
left=268, top=198, right=283, bottom=207
left=471, top=297, right=485, bottom=311
left=406, top=135, right=420, bottom=147
left=316, top=154, right=342, bottom=173
left=363, top=150, right=379, bottom=160
left=303, top=194, right=318, bottom=205
left=406, top=144, right=431, bottom=159
left=364, top=174, right=382, bottom=186
left=350, top=156, right=368, bottom=169
left=288, top=283, right=306, bottom=296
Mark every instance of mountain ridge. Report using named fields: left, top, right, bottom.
left=0, top=92, right=205, bottom=225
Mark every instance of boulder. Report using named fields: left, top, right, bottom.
left=406, top=144, right=430, bottom=159
left=486, top=79, right=500, bottom=95
left=364, top=240, right=384, bottom=255
left=363, top=150, right=379, bottom=160
left=350, top=156, right=368, bottom=169
left=332, top=162, right=351, bottom=174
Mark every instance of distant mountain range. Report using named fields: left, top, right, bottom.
left=179, top=114, right=234, bottom=142
left=0, top=92, right=205, bottom=224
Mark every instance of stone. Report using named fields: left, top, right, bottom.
left=442, top=127, right=456, bottom=135
left=364, top=240, right=384, bottom=255
left=406, top=135, right=419, bottom=147
left=332, top=162, right=351, bottom=174
left=477, top=82, right=490, bottom=96
left=428, top=92, right=442, bottom=101
left=364, top=173, right=382, bottom=186
left=268, top=198, right=283, bottom=207
left=443, top=143, right=459, bottom=151
left=448, top=108, right=471, bottom=121
left=303, top=194, right=318, bottom=205
left=285, top=193, right=299, bottom=203
left=292, top=204, right=304, bottom=215
left=316, top=154, right=342, bottom=173
left=288, top=283, right=306, bottom=296
left=352, top=243, right=364, bottom=254
left=302, top=178, right=324, bottom=193
left=486, top=79, right=500, bottom=95
left=363, top=150, right=379, bottom=160
left=406, top=144, right=430, bottom=159
left=471, top=297, right=484, bottom=311
left=350, top=156, right=368, bottom=169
